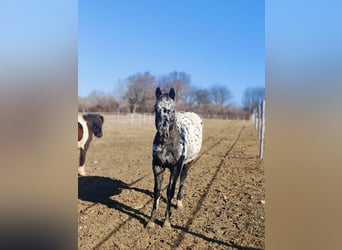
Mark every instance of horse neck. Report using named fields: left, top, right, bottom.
left=86, top=121, right=94, bottom=136
left=168, top=116, right=180, bottom=142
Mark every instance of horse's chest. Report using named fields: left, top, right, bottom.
left=153, top=144, right=181, bottom=166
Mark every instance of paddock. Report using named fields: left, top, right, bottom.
left=78, top=114, right=265, bottom=249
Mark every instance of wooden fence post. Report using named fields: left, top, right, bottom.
left=259, top=100, right=265, bottom=158
left=258, top=103, right=262, bottom=139
left=253, top=108, right=257, bottom=130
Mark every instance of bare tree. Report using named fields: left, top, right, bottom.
left=105, top=95, right=120, bottom=112
left=87, top=90, right=107, bottom=112
left=184, top=85, right=197, bottom=108
left=157, top=71, right=191, bottom=103
left=78, top=96, right=89, bottom=112
left=125, top=72, right=156, bottom=113
left=242, top=87, right=265, bottom=112
left=209, top=84, right=233, bottom=106
left=82, top=90, right=120, bottom=112
left=116, top=98, right=130, bottom=114
left=194, top=88, right=211, bottom=108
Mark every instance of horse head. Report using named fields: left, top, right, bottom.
left=154, top=87, right=176, bottom=142
left=83, top=114, right=104, bottom=138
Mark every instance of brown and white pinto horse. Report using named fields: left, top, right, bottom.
left=78, top=113, right=104, bottom=176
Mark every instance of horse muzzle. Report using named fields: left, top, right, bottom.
left=95, top=132, right=103, bottom=138
left=159, top=131, right=170, bottom=142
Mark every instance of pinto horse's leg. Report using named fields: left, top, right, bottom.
left=78, top=142, right=90, bottom=176
left=146, top=164, right=165, bottom=228
left=164, top=159, right=184, bottom=228
left=176, top=162, right=192, bottom=209
left=78, top=148, right=87, bottom=176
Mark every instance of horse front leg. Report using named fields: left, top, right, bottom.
left=146, top=164, right=165, bottom=228
left=78, top=147, right=87, bottom=176
left=164, top=159, right=184, bottom=228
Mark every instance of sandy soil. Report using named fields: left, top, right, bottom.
left=78, top=114, right=265, bottom=249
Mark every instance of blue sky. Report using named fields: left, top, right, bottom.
left=79, top=0, right=264, bottom=106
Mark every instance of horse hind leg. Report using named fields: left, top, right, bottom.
left=176, top=162, right=192, bottom=209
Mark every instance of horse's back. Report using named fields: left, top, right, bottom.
left=176, top=112, right=203, bottom=163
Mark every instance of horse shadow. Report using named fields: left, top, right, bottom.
left=78, top=176, right=154, bottom=226
left=78, top=176, right=262, bottom=250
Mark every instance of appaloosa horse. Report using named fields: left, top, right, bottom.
left=78, top=113, right=104, bottom=176
left=147, top=87, right=203, bottom=228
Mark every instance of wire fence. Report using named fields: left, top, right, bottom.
left=200, top=113, right=250, bottom=120
left=104, top=113, right=154, bottom=126
left=79, top=111, right=250, bottom=125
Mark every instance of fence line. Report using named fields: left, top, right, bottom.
left=201, top=113, right=250, bottom=120
left=79, top=111, right=250, bottom=122
left=78, top=112, right=155, bottom=126
left=113, top=113, right=154, bottom=125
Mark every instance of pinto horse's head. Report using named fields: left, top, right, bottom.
left=83, top=114, right=104, bottom=138
left=154, top=87, right=176, bottom=142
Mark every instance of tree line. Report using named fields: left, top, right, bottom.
left=78, top=71, right=264, bottom=120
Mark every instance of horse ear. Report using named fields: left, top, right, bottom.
left=169, top=88, right=175, bottom=100
left=99, top=115, right=104, bottom=124
left=156, top=87, right=162, bottom=99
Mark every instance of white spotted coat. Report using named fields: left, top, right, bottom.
left=78, top=115, right=89, bottom=150
left=176, top=112, right=203, bottom=164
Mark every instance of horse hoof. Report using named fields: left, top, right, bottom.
left=163, top=220, right=171, bottom=228
left=176, top=200, right=183, bottom=209
left=78, top=167, right=86, bottom=176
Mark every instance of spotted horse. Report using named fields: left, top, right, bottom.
left=146, top=87, right=203, bottom=228
left=78, top=113, right=104, bottom=176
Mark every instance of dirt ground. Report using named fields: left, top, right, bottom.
left=78, top=114, right=265, bottom=250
